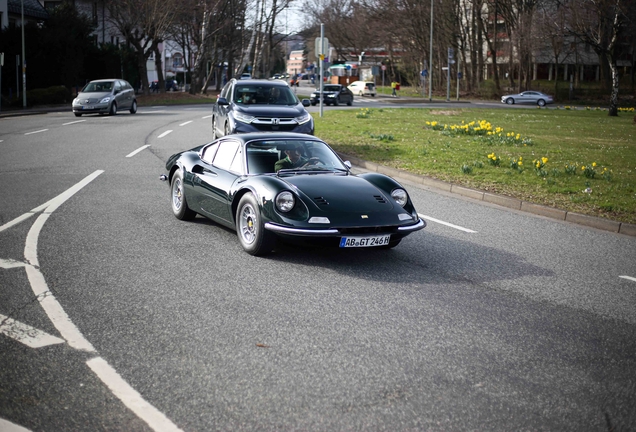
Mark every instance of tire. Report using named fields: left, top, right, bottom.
left=109, top=102, right=117, bottom=115
left=212, top=116, right=219, bottom=139
left=359, top=91, right=363, bottom=96
left=347, top=97, right=352, bottom=106
left=537, top=99, right=546, bottom=107
left=170, top=170, right=196, bottom=221
left=236, top=193, right=275, bottom=256
left=333, top=98, right=339, bottom=106
left=224, top=122, right=231, bottom=136
left=129, top=100, right=137, bottom=114
left=74, top=113, right=82, bottom=117
left=505, top=98, right=514, bottom=105
left=311, top=102, right=316, bottom=106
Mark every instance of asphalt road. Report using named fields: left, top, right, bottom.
left=1, top=105, right=635, bottom=431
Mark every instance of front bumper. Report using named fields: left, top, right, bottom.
left=72, top=103, right=110, bottom=114
left=264, top=218, right=426, bottom=236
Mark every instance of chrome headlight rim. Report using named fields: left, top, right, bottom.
left=275, top=191, right=295, bottom=212
left=391, top=188, right=408, bottom=207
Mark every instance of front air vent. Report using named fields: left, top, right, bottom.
left=374, top=195, right=387, bottom=204
left=313, top=196, right=329, bottom=206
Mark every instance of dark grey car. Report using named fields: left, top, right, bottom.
left=72, top=79, right=137, bottom=117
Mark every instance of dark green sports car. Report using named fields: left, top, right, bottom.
left=161, top=132, right=425, bottom=255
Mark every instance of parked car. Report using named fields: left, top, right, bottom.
left=309, top=84, right=354, bottom=106
left=212, top=79, right=313, bottom=139
left=72, top=79, right=137, bottom=117
left=161, top=132, right=426, bottom=255
left=501, top=90, right=553, bottom=106
left=240, top=73, right=252, bottom=80
left=348, top=81, right=377, bottom=97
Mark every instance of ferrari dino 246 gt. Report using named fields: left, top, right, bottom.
left=161, top=132, right=425, bottom=255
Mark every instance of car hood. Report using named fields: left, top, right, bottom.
left=236, top=104, right=306, bottom=116
left=282, top=175, right=395, bottom=212
left=76, top=91, right=112, bottom=100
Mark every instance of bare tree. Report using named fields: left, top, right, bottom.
left=565, top=0, right=634, bottom=115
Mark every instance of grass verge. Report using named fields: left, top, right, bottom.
left=313, top=107, right=636, bottom=224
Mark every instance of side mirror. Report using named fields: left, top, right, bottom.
left=302, top=99, right=310, bottom=107
left=344, top=161, right=352, bottom=169
left=217, top=97, right=229, bottom=106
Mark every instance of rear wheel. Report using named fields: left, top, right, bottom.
left=170, top=170, right=196, bottom=221
left=236, top=193, right=275, bottom=256
left=537, top=99, right=546, bottom=107
left=129, top=100, right=137, bottom=114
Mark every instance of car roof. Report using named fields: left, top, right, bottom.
left=231, top=78, right=287, bottom=87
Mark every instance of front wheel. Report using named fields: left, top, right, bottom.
left=109, top=102, right=117, bottom=115
left=333, top=98, right=339, bottom=106
left=171, top=170, right=196, bottom=221
left=129, top=100, right=137, bottom=114
left=505, top=98, right=514, bottom=105
left=537, top=99, right=546, bottom=107
left=224, top=122, right=231, bottom=136
left=74, top=113, right=82, bottom=117
left=347, top=97, right=352, bottom=106
left=236, top=193, right=275, bottom=256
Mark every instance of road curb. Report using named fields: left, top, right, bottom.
left=340, top=153, right=635, bottom=237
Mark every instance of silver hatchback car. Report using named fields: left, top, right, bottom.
left=72, top=79, right=137, bottom=117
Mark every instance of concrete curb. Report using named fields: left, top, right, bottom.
left=340, top=153, right=636, bottom=237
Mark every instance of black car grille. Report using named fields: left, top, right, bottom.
left=253, top=124, right=299, bottom=132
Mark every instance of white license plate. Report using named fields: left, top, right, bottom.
left=339, top=235, right=391, bottom=248
left=82, top=106, right=94, bottom=110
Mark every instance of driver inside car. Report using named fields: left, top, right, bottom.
left=274, top=145, right=321, bottom=172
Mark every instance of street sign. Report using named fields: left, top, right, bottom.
left=448, top=47, right=454, bottom=59
left=381, top=65, right=387, bottom=71
left=421, top=69, right=428, bottom=77
left=315, top=37, right=329, bottom=56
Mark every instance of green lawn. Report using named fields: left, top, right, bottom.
left=312, top=107, right=636, bottom=224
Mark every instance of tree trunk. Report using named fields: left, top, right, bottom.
left=608, top=55, right=619, bottom=116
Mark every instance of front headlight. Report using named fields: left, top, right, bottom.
left=275, top=191, right=295, bottom=212
left=233, top=111, right=255, bottom=124
left=391, top=188, right=408, bottom=207
left=99, top=97, right=111, bottom=104
left=327, top=94, right=335, bottom=98
left=295, top=112, right=311, bottom=125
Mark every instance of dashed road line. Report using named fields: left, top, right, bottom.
left=158, top=130, right=173, bottom=138
left=418, top=213, right=477, bottom=233
left=63, top=120, right=86, bottom=126
left=126, top=145, right=150, bottom=158
left=179, top=121, right=193, bottom=126
left=25, top=129, right=48, bottom=135
left=201, top=115, right=212, bottom=119
left=619, top=275, right=636, bottom=283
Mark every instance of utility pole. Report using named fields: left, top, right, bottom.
left=428, top=0, right=433, bottom=101
left=21, top=0, right=27, bottom=108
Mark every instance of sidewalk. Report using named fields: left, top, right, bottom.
left=0, top=105, right=69, bottom=118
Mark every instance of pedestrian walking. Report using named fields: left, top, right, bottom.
left=391, top=81, right=397, bottom=97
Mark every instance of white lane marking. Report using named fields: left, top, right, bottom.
left=0, top=140, right=4, bottom=143
left=0, top=172, right=103, bottom=233
left=179, top=121, right=193, bottom=126
left=25, top=129, right=48, bottom=135
left=150, top=106, right=168, bottom=108
left=619, top=275, right=636, bottom=283
left=158, top=130, right=173, bottom=138
left=0, top=258, right=28, bottom=269
left=63, top=120, right=86, bottom=126
left=0, top=418, right=32, bottom=432
left=141, top=110, right=167, bottom=114
left=87, top=357, right=184, bottom=432
left=0, top=313, right=66, bottom=348
left=126, top=145, right=150, bottom=158
left=418, top=213, right=477, bottom=233
left=201, top=115, right=212, bottom=119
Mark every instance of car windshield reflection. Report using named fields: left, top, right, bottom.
left=246, top=139, right=347, bottom=175
left=81, top=82, right=113, bottom=92
left=234, top=84, right=298, bottom=105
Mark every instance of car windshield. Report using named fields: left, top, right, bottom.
left=246, top=139, right=348, bottom=175
left=323, top=85, right=340, bottom=92
left=233, top=84, right=298, bottom=105
left=82, top=81, right=114, bottom=92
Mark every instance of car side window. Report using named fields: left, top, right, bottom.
left=213, top=141, right=240, bottom=171
left=115, top=81, right=123, bottom=92
left=229, top=146, right=244, bottom=174
left=201, top=143, right=219, bottom=164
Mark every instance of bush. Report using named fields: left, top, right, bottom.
left=26, top=86, right=71, bottom=106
